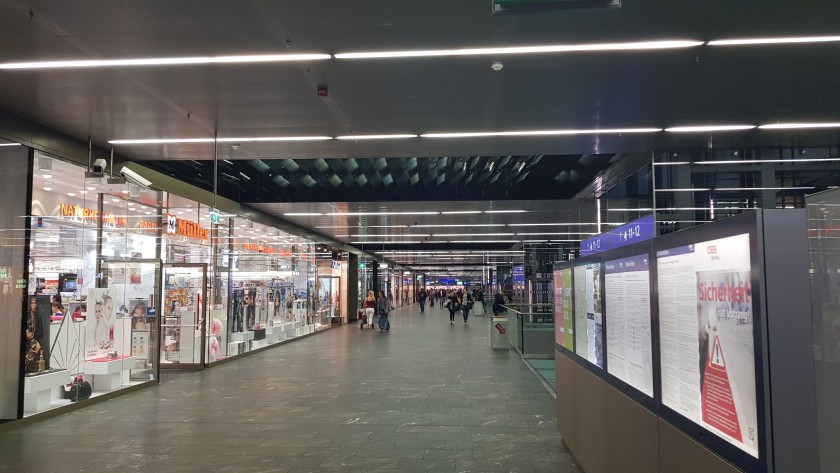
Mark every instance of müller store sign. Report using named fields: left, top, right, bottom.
left=60, top=203, right=127, bottom=228
left=165, top=214, right=209, bottom=241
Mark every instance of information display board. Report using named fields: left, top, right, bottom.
left=656, top=233, right=758, bottom=458
left=573, top=262, right=603, bottom=368
left=553, top=267, right=574, bottom=351
left=604, top=254, right=653, bottom=397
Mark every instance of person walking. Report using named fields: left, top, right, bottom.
left=493, top=292, right=506, bottom=316
left=429, top=291, right=435, bottom=308
left=362, top=290, right=376, bottom=330
left=376, top=290, right=390, bottom=332
left=418, top=288, right=427, bottom=313
left=447, top=292, right=460, bottom=325
left=462, top=292, right=474, bottom=325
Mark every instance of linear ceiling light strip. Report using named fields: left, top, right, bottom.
left=334, top=40, right=704, bottom=59
left=0, top=54, right=332, bottom=70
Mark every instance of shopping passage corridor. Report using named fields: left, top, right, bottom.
left=0, top=304, right=579, bottom=473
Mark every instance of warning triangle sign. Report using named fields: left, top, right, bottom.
left=711, top=336, right=726, bottom=368
left=701, top=336, right=742, bottom=442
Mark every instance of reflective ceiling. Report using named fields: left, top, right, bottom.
left=1, top=0, right=840, bottom=269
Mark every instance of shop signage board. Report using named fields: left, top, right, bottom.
left=165, top=214, right=208, bottom=240
left=60, top=202, right=127, bottom=228
left=581, top=214, right=655, bottom=256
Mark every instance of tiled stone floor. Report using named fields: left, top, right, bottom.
left=0, top=303, right=581, bottom=473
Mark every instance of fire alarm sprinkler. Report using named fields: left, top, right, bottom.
left=317, top=85, right=328, bottom=97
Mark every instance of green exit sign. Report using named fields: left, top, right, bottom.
left=493, top=0, right=620, bottom=14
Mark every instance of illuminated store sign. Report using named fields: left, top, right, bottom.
left=165, top=214, right=208, bottom=240
left=241, top=243, right=293, bottom=256
left=60, top=203, right=127, bottom=228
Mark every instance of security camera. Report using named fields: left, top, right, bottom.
left=119, top=166, right=152, bottom=188
left=93, top=158, right=108, bottom=172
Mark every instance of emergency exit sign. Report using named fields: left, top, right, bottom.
left=493, top=0, right=620, bottom=14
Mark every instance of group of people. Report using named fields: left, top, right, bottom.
left=360, top=287, right=509, bottom=332
left=362, top=290, right=391, bottom=333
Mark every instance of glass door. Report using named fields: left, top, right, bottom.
left=161, top=264, right=207, bottom=369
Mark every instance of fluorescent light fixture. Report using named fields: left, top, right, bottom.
left=515, top=232, right=598, bottom=236
left=708, top=36, right=840, bottom=46
left=216, top=136, right=332, bottom=142
left=351, top=241, right=427, bottom=244
left=351, top=234, right=431, bottom=237
left=484, top=210, right=528, bottom=214
left=336, top=134, right=417, bottom=140
left=283, top=212, right=324, bottom=216
left=0, top=53, right=332, bottom=70
left=441, top=211, right=482, bottom=215
left=414, top=224, right=506, bottom=228
left=665, top=125, right=756, bottom=132
left=422, top=128, right=662, bottom=138
left=694, top=158, right=840, bottom=165
left=714, top=187, right=815, bottom=191
left=507, top=222, right=599, bottom=226
left=109, top=136, right=332, bottom=144
left=316, top=225, right=409, bottom=229
left=335, top=40, right=703, bottom=59
left=653, top=161, right=691, bottom=166
left=607, top=208, right=655, bottom=212
left=449, top=240, right=520, bottom=244
left=0, top=143, right=21, bottom=147
left=758, top=123, right=840, bottom=130
left=109, top=138, right=214, bottom=144
left=433, top=233, right=516, bottom=237
left=326, top=211, right=439, bottom=216
left=656, top=188, right=711, bottom=192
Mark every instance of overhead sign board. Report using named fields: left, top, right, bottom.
left=581, top=214, right=655, bottom=256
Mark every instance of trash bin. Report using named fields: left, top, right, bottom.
left=491, top=315, right=509, bottom=350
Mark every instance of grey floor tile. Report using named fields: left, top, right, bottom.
left=0, top=305, right=580, bottom=473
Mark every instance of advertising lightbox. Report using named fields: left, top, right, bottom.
left=656, top=233, right=758, bottom=458
left=604, top=254, right=653, bottom=397
left=553, top=267, right=574, bottom=351
left=573, top=261, right=603, bottom=368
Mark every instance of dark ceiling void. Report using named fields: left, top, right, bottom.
left=143, top=154, right=620, bottom=203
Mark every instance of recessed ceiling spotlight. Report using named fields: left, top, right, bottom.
left=230, top=144, right=241, bottom=150
left=43, top=187, right=52, bottom=191
left=491, top=62, right=504, bottom=71
left=42, top=174, right=53, bottom=179
left=67, top=192, right=76, bottom=197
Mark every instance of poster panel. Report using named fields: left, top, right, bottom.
left=605, top=254, right=653, bottom=397
left=86, top=288, right=117, bottom=360
left=554, top=268, right=574, bottom=351
left=657, top=233, right=758, bottom=458
left=574, top=262, right=603, bottom=368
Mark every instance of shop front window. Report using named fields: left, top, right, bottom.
left=25, top=153, right=160, bottom=415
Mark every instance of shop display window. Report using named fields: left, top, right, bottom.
left=25, top=153, right=161, bottom=415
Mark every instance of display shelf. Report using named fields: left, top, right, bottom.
left=23, top=370, right=68, bottom=413
left=84, top=356, right=134, bottom=392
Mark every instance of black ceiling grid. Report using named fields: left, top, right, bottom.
left=144, top=154, right=617, bottom=203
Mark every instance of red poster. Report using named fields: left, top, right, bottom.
left=701, top=336, right=743, bottom=441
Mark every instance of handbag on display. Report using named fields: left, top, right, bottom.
left=63, top=375, right=92, bottom=402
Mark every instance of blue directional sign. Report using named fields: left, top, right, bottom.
left=580, top=214, right=655, bottom=256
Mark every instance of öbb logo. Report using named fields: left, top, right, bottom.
left=707, top=245, right=718, bottom=255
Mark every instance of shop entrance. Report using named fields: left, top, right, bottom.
left=160, top=263, right=208, bottom=369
